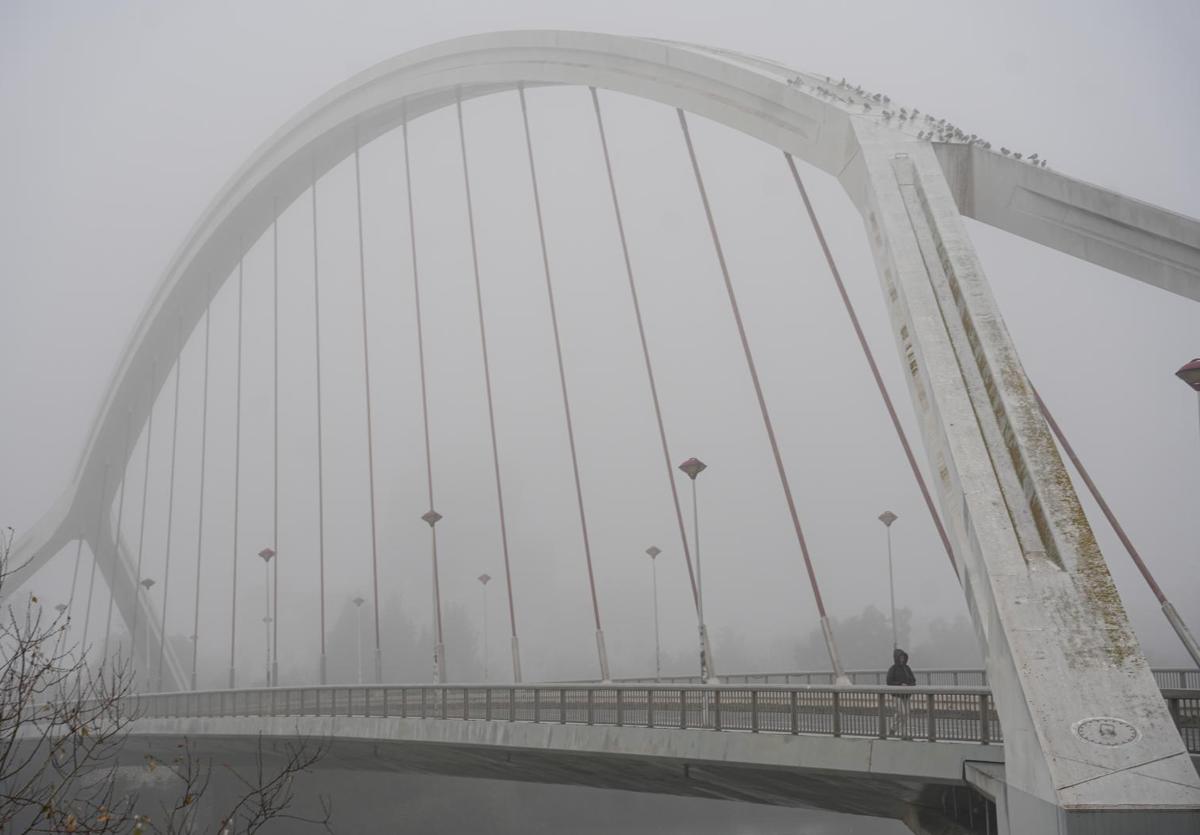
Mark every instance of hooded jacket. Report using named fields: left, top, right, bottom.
left=886, top=648, right=916, bottom=686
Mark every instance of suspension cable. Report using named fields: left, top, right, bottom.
left=403, top=116, right=446, bottom=683
left=228, top=260, right=244, bottom=689
left=130, top=361, right=157, bottom=679
left=1034, top=386, right=1200, bottom=667
left=81, top=461, right=110, bottom=652
left=456, top=93, right=522, bottom=682
left=312, top=161, right=329, bottom=685
left=68, top=536, right=84, bottom=610
left=271, top=207, right=280, bottom=687
left=783, top=153, right=959, bottom=578
left=191, top=290, right=212, bottom=690
left=590, top=88, right=701, bottom=611
left=677, top=110, right=846, bottom=682
left=353, top=133, right=383, bottom=683
left=156, top=321, right=184, bottom=689
left=518, top=85, right=610, bottom=681
left=103, top=414, right=132, bottom=660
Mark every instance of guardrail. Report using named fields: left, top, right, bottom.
left=614, top=668, right=1200, bottom=689
left=613, top=669, right=991, bottom=686
left=134, top=683, right=1003, bottom=745
left=1164, top=689, right=1200, bottom=754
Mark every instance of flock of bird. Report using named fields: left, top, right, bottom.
left=785, top=74, right=1049, bottom=168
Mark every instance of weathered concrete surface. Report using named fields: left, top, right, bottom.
left=122, top=716, right=999, bottom=832
left=843, top=118, right=1200, bottom=833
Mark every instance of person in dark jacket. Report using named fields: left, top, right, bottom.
left=887, top=648, right=916, bottom=686
left=886, top=648, right=916, bottom=736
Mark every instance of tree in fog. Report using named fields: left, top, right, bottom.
left=0, top=527, right=332, bottom=833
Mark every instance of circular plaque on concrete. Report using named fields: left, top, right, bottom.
left=1072, top=717, right=1139, bottom=746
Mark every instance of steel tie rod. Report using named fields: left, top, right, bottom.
left=678, top=110, right=847, bottom=685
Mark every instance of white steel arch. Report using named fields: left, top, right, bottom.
left=7, top=31, right=1199, bottom=833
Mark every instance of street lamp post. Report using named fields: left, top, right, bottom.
left=258, top=548, right=275, bottom=686
left=1169, top=359, right=1200, bottom=667
left=645, top=546, right=662, bottom=681
left=139, top=578, right=155, bottom=686
left=678, top=457, right=716, bottom=683
left=1179, top=359, right=1200, bottom=444
left=477, top=574, right=491, bottom=682
left=422, top=510, right=446, bottom=684
left=352, top=595, right=365, bottom=684
left=878, top=511, right=899, bottom=650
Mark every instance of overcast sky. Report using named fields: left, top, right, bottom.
left=2, top=0, right=1199, bottom=692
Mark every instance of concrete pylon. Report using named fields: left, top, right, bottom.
left=91, top=511, right=187, bottom=691
left=843, top=122, right=1200, bottom=832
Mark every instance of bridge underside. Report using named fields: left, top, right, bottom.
left=120, top=717, right=1000, bottom=834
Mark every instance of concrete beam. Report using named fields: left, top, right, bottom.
left=935, top=143, right=1200, bottom=302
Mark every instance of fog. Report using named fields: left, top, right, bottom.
left=2, top=1, right=1198, bottom=832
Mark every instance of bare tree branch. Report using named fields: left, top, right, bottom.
left=1, top=527, right=334, bottom=834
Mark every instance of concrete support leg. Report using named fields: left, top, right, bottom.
left=842, top=123, right=1200, bottom=831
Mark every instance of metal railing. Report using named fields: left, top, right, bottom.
left=612, top=669, right=991, bottom=686
left=1164, top=689, right=1200, bottom=755
left=132, top=683, right=1004, bottom=745
left=1153, top=669, right=1200, bottom=690
left=614, top=667, right=1200, bottom=690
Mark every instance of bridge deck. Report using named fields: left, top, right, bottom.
left=130, top=681, right=1200, bottom=755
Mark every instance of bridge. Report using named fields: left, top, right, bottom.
left=5, top=30, right=1200, bottom=834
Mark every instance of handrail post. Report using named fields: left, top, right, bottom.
left=616, top=688, right=624, bottom=727
left=559, top=688, right=566, bottom=724
left=463, top=687, right=470, bottom=720
left=441, top=687, right=448, bottom=720
left=533, top=688, right=540, bottom=723
left=647, top=689, right=655, bottom=729
left=486, top=688, right=493, bottom=721
left=832, top=690, right=841, bottom=737
left=587, top=689, right=594, bottom=726
left=508, top=687, right=515, bottom=722
left=713, top=689, right=721, bottom=731
left=979, top=693, right=991, bottom=744
left=790, top=690, right=799, bottom=735
left=680, top=689, right=687, bottom=730
left=751, top=690, right=759, bottom=733
left=878, top=692, right=887, bottom=739
left=420, top=687, right=427, bottom=719
left=927, top=692, right=936, bottom=741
